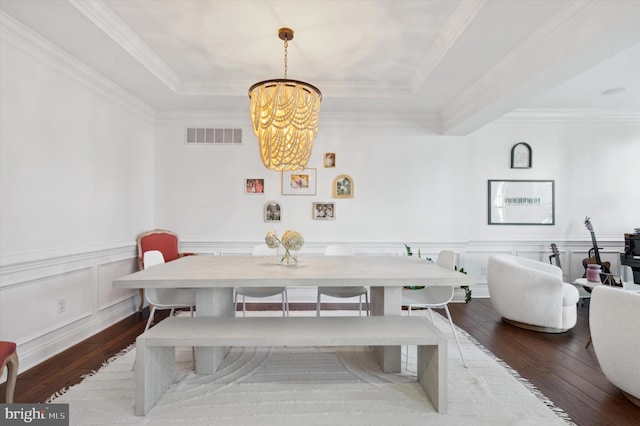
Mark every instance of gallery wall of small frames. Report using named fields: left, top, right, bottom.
left=245, top=153, right=354, bottom=222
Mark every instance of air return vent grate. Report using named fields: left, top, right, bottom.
left=185, top=128, right=242, bottom=145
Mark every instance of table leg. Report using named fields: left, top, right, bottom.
left=138, top=289, right=145, bottom=312
left=370, top=286, right=402, bottom=372
left=194, top=287, right=234, bottom=374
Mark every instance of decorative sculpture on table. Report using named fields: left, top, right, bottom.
left=265, top=230, right=304, bottom=265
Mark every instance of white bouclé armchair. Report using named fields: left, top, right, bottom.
left=487, top=254, right=579, bottom=333
left=590, top=285, right=640, bottom=407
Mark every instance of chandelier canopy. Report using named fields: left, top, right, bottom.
left=249, top=28, right=322, bottom=171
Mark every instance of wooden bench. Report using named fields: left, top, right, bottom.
left=135, top=315, right=448, bottom=415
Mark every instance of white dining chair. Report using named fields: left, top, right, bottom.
left=142, top=250, right=196, bottom=331
left=402, top=250, right=467, bottom=368
left=234, top=244, right=289, bottom=317
left=317, top=245, right=369, bottom=316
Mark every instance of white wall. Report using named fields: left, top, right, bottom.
left=155, top=113, right=639, bottom=266
left=0, top=20, right=155, bottom=375
left=154, top=116, right=473, bottom=244
left=0, top=27, right=155, bottom=257
left=467, top=119, right=640, bottom=238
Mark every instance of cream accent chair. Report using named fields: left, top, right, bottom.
left=487, top=254, right=579, bottom=333
left=590, top=285, right=640, bottom=407
left=402, top=250, right=467, bottom=368
left=317, top=245, right=369, bottom=316
left=143, top=250, right=196, bottom=331
left=234, top=245, right=289, bottom=317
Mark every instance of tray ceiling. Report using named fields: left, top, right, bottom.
left=1, top=0, right=639, bottom=134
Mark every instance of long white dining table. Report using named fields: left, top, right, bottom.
left=113, top=254, right=474, bottom=374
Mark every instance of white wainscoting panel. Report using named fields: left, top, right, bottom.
left=0, top=238, right=629, bottom=383
left=98, top=258, right=139, bottom=311
left=0, top=244, right=140, bottom=381
left=0, top=267, right=93, bottom=344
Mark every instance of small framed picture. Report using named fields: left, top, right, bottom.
left=333, top=174, right=354, bottom=198
left=324, top=152, right=336, bottom=168
left=312, top=202, right=335, bottom=220
left=245, top=178, right=264, bottom=194
left=264, top=201, right=281, bottom=222
left=281, top=168, right=316, bottom=195
left=510, top=142, right=532, bottom=169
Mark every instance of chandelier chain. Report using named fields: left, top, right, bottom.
left=283, top=39, right=288, bottom=79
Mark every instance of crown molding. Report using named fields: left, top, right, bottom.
left=321, top=111, right=439, bottom=129
left=0, top=11, right=155, bottom=123
left=497, top=108, right=640, bottom=123
left=155, top=108, right=639, bottom=129
left=409, top=0, right=486, bottom=91
left=155, top=109, right=439, bottom=130
left=155, top=110, right=248, bottom=125
left=69, top=0, right=181, bottom=93
left=441, top=0, right=640, bottom=134
left=182, top=78, right=414, bottom=99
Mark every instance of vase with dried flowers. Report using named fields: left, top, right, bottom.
left=265, top=230, right=304, bottom=265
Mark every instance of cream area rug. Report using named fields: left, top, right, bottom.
left=49, top=310, right=574, bottom=425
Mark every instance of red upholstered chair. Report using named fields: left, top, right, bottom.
left=136, top=229, right=193, bottom=312
left=1, top=341, right=18, bottom=403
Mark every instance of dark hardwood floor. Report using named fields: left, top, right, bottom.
left=2, top=300, right=638, bottom=425
left=448, top=300, right=640, bottom=426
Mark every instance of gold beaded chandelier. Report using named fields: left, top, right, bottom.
left=249, top=28, right=322, bottom=171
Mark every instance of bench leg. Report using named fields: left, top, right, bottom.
left=370, top=286, right=402, bottom=372
left=135, top=337, right=176, bottom=416
left=417, top=343, right=448, bottom=414
left=195, top=287, right=234, bottom=374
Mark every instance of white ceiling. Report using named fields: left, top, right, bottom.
left=1, top=0, right=639, bottom=134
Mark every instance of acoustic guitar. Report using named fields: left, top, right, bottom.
left=583, top=217, right=611, bottom=279
left=549, top=243, right=561, bottom=268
